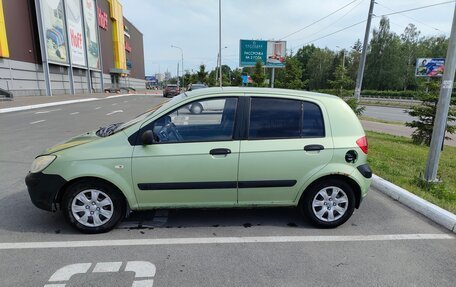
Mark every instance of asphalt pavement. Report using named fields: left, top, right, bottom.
left=0, top=94, right=454, bottom=287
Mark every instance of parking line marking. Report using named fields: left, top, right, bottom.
left=0, top=234, right=452, bottom=250
left=70, top=112, right=79, bottom=115
left=92, top=261, right=122, bottom=273
left=131, top=279, right=154, bottom=287
left=30, top=120, right=46, bottom=125
left=35, top=109, right=61, bottom=114
left=125, top=261, right=156, bottom=278
left=95, top=107, right=102, bottom=110
left=106, top=110, right=123, bottom=115
left=48, top=263, right=92, bottom=282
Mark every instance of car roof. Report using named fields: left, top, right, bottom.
left=184, top=87, right=340, bottom=101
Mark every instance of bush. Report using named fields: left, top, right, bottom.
left=315, top=89, right=455, bottom=99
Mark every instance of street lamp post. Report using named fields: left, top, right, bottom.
left=216, top=46, right=228, bottom=84
left=218, top=0, right=222, bottom=87
left=336, top=46, right=346, bottom=69
left=171, top=45, right=184, bottom=89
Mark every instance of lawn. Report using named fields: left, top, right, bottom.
left=366, top=131, right=456, bottom=213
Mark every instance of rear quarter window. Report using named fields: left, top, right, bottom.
left=248, top=97, right=325, bottom=139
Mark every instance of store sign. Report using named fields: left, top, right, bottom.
left=40, top=0, right=68, bottom=64
left=83, top=0, right=100, bottom=69
left=125, top=40, right=132, bottom=53
left=97, top=6, right=108, bottom=30
left=239, top=39, right=286, bottom=68
left=65, top=0, right=86, bottom=66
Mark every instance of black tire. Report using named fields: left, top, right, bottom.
left=299, top=178, right=356, bottom=228
left=190, top=103, right=203, bottom=114
left=62, top=180, right=126, bottom=234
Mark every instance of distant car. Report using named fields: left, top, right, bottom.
left=163, top=84, right=180, bottom=97
left=187, top=83, right=208, bottom=91
left=188, top=98, right=224, bottom=114
left=26, top=87, right=371, bottom=233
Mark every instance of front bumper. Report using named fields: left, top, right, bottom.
left=25, top=172, right=67, bottom=211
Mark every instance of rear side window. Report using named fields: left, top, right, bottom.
left=248, top=97, right=325, bottom=139
left=302, top=102, right=325, bottom=137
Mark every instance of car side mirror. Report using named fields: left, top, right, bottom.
left=141, top=130, right=154, bottom=145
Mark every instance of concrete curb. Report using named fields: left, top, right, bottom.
left=0, top=94, right=139, bottom=114
left=372, top=174, right=456, bottom=233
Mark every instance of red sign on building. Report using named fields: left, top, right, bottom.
left=125, top=40, right=132, bottom=53
left=97, top=7, right=108, bottom=31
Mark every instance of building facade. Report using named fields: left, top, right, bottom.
left=0, top=0, right=145, bottom=96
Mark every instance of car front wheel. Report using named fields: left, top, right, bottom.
left=299, top=178, right=356, bottom=228
left=62, top=180, right=125, bottom=233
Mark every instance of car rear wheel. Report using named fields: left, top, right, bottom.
left=62, top=180, right=125, bottom=234
left=299, top=178, right=355, bottom=228
left=190, top=103, right=203, bottom=114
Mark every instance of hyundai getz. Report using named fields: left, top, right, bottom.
left=26, top=88, right=372, bottom=233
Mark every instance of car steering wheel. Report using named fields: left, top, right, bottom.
left=158, top=122, right=183, bottom=142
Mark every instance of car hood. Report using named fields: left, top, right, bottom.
left=44, top=131, right=99, bottom=154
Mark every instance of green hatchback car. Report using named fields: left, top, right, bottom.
left=26, top=88, right=372, bottom=233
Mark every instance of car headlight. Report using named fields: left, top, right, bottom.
left=30, top=155, right=56, bottom=173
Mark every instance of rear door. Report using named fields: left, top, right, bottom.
left=238, top=96, right=333, bottom=205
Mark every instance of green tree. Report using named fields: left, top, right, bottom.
left=364, top=17, right=402, bottom=90
left=400, top=24, right=421, bottom=90
left=306, top=48, right=334, bottom=90
left=295, top=44, right=317, bottom=84
left=197, top=64, right=208, bottom=84
left=347, top=39, right=362, bottom=82
left=328, top=65, right=354, bottom=97
left=251, top=59, right=266, bottom=87
left=275, top=56, right=304, bottom=90
left=406, top=79, right=456, bottom=146
left=230, top=68, right=242, bottom=86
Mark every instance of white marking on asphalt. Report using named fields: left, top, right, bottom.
left=45, top=261, right=156, bottom=287
left=0, top=234, right=452, bottom=250
left=92, top=261, right=122, bottom=273
left=95, top=107, right=102, bottom=110
left=124, top=100, right=129, bottom=103
left=35, top=109, right=61, bottom=114
left=125, top=261, right=156, bottom=277
left=0, top=98, right=98, bottom=113
left=70, top=112, right=79, bottom=115
left=30, top=120, right=46, bottom=125
left=132, top=279, right=154, bottom=287
left=106, top=110, right=123, bottom=115
left=47, top=263, right=92, bottom=282
left=112, top=103, right=118, bottom=106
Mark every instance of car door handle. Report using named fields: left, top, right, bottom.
left=304, top=144, right=324, bottom=151
left=210, top=148, right=231, bottom=155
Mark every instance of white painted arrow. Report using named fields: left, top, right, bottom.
left=106, top=110, right=123, bottom=115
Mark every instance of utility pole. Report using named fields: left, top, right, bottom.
left=218, top=0, right=222, bottom=87
left=354, top=0, right=375, bottom=100
left=425, top=3, right=456, bottom=182
left=177, top=62, right=180, bottom=90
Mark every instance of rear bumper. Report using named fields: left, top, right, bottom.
left=25, top=172, right=67, bottom=211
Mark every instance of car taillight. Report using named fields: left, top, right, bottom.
left=356, top=136, right=368, bottom=154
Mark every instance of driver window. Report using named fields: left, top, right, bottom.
left=152, top=97, right=238, bottom=143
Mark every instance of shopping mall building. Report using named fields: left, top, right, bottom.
left=0, top=0, right=145, bottom=96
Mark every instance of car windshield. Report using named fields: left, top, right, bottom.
left=96, top=93, right=187, bottom=137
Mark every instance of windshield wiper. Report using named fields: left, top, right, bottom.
left=96, top=123, right=123, bottom=137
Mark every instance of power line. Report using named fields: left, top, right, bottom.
left=279, top=0, right=359, bottom=40
left=376, top=2, right=445, bottom=32
left=292, top=19, right=367, bottom=49
left=379, top=1, right=455, bottom=17
left=293, top=0, right=366, bottom=44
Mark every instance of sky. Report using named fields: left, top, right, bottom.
left=120, top=0, right=455, bottom=77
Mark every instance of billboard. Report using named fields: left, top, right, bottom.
left=65, top=0, right=86, bottom=66
left=41, top=0, right=68, bottom=64
left=239, top=40, right=286, bottom=68
left=416, top=58, right=445, bottom=77
left=83, top=0, right=100, bottom=69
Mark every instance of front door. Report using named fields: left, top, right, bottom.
left=238, top=97, right=333, bottom=205
left=132, top=97, right=240, bottom=208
